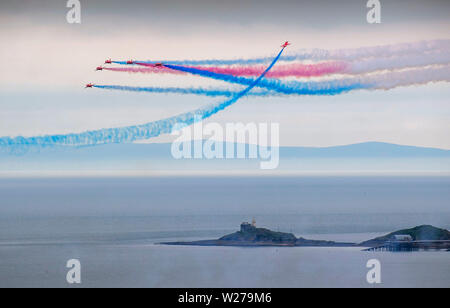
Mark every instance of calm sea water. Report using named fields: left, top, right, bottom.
left=0, top=176, right=449, bottom=287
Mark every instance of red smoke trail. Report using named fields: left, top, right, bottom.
left=130, top=62, right=349, bottom=78
left=193, top=62, right=348, bottom=78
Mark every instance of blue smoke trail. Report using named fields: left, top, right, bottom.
left=95, top=82, right=365, bottom=97
left=93, top=85, right=263, bottom=97
left=164, top=64, right=368, bottom=95
left=113, top=58, right=275, bottom=66
left=0, top=48, right=285, bottom=151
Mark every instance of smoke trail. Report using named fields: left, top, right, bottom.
left=118, top=40, right=450, bottom=66
left=94, top=84, right=345, bottom=97
left=93, top=85, right=260, bottom=97
left=94, top=83, right=360, bottom=97
left=348, top=51, right=450, bottom=74
left=113, top=51, right=449, bottom=78
left=209, top=62, right=347, bottom=78
left=163, top=63, right=361, bottom=94
left=137, top=62, right=349, bottom=78
left=254, top=66, right=450, bottom=95
left=274, top=66, right=450, bottom=95
left=164, top=62, right=450, bottom=94
left=0, top=48, right=285, bottom=150
left=96, top=64, right=450, bottom=98
left=294, top=40, right=450, bottom=61
left=104, top=67, right=183, bottom=75
left=364, top=66, right=450, bottom=90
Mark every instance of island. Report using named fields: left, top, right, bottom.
left=160, top=222, right=450, bottom=251
left=360, top=225, right=450, bottom=251
left=359, top=224, right=450, bottom=247
left=160, top=221, right=355, bottom=247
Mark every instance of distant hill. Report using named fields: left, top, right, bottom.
left=1, top=141, right=449, bottom=175
left=281, top=142, right=450, bottom=158
left=1, top=141, right=449, bottom=159
left=360, top=225, right=450, bottom=247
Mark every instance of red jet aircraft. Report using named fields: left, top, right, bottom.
left=96, top=66, right=104, bottom=71
left=281, top=41, right=291, bottom=48
left=85, top=83, right=94, bottom=88
left=104, top=59, right=112, bottom=64
left=126, top=60, right=134, bottom=64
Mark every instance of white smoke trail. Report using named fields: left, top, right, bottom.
left=347, top=51, right=450, bottom=74
left=363, top=65, right=450, bottom=90
left=133, top=40, right=450, bottom=66
left=285, top=40, right=450, bottom=62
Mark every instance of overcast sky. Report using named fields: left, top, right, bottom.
left=0, top=0, right=449, bottom=148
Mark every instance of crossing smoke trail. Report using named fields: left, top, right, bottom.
left=163, top=63, right=364, bottom=94
left=137, top=62, right=349, bottom=78
left=164, top=63, right=450, bottom=95
left=94, top=83, right=358, bottom=97
left=0, top=48, right=286, bottom=150
left=116, top=40, right=450, bottom=66
left=113, top=51, right=450, bottom=78
left=95, top=66, right=450, bottom=98
left=110, top=43, right=450, bottom=78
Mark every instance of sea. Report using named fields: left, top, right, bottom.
left=0, top=176, right=449, bottom=288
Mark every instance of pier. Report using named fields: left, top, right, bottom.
left=364, top=240, right=450, bottom=252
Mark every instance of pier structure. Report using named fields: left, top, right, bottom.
left=364, top=240, right=450, bottom=252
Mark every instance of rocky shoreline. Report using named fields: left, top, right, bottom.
left=160, top=238, right=357, bottom=248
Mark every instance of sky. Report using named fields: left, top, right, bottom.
left=0, top=0, right=449, bottom=148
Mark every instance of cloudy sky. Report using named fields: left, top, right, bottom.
left=0, top=0, right=449, bottom=148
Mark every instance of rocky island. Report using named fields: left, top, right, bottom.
left=359, top=225, right=450, bottom=251
left=160, top=221, right=355, bottom=247
left=360, top=224, right=450, bottom=247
